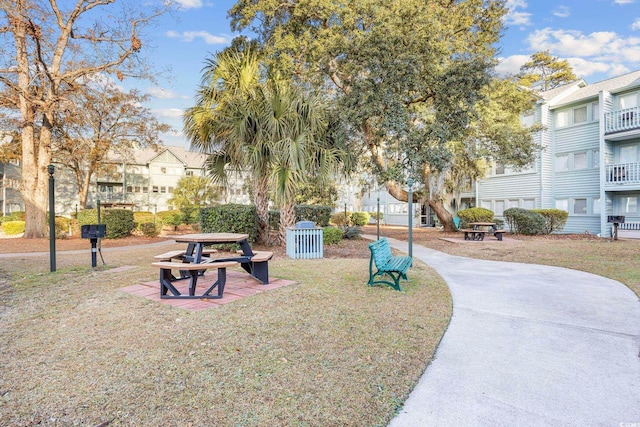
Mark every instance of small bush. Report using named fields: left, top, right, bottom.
left=139, top=222, right=160, bottom=237
left=200, top=204, right=258, bottom=243
left=9, top=211, right=25, bottom=221
left=2, top=220, right=25, bottom=235
left=54, top=216, right=70, bottom=239
left=370, top=212, right=383, bottom=223
left=0, top=216, right=9, bottom=225
left=323, top=227, right=343, bottom=245
left=457, top=207, right=494, bottom=228
left=133, top=212, right=155, bottom=229
left=342, top=226, right=362, bottom=239
left=503, top=207, right=545, bottom=235
left=350, top=212, right=370, bottom=226
left=330, top=211, right=352, bottom=227
left=532, top=208, right=568, bottom=234
left=295, top=205, right=332, bottom=227
left=156, top=210, right=183, bottom=230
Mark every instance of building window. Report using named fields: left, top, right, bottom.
left=555, top=155, right=569, bottom=172
left=556, top=110, right=569, bottom=128
left=574, top=152, right=587, bottom=170
left=620, top=93, right=638, bottom=109
left=126, top=186, right=133, bottom=193
left=507, top=200, right=519, bottom=209
left=495, top=200, right=505, bottom=215
left=143, top=186, right=148, bottom=193
left=592, top=103, right=599, bottom=121
left=593, top=198, right=601, bottom=215
left=481, top=200, right=491, bottom=210
left=495, top=163, right=505, bottom=175
left=161, top=167, right=167, bottom=174
left=168, top=187, right=174, bottom=193
left=521, top=113, right=535, bottom=126
left=555, top=199, right=568, bottom=212
left=186, top=170, right=194, bottom=176
left=160, top=186, right=166, bottom=193
left=134, top=186, right=141, bottom=193
left=388, top=203, right=407, bottom=214
left=152, top=186, right=158, bottom=193
left=573, top=106, right=587, bottom=124
left=620, top=196, right=638, bottom=214
left=573, top=198, right=587, bottom=214
left=593, top=150, right=600, bottom=168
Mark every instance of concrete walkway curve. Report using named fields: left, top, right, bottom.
left=374, top=236, right=640, bottom=426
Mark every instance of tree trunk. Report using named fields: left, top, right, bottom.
left=278, top=200, right=296, bottom=246
left=253, top=175, right=270, bottom=245
left=429, top=199, right=455, bottom=231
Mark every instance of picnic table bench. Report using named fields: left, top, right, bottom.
left=152, top=260, right=237, bottom=299
left=462, top=222, right=506, bottom=241
left=368, top=237, right=412, bottom=291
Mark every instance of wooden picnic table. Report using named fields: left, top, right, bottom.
left=461, top=222, right=504, bottom=241
left=153, top=233, right=272, bottom=299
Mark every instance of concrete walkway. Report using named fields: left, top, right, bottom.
left=374, top=236, right=640, bottom=426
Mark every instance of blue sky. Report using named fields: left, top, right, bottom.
left=145, top=0, right=640, bottom=148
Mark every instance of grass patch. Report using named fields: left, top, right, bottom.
left=0, top=245, right=451, bottom=426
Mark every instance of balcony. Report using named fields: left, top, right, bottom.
left=605, top=107, right=640, bottom=137
left=605, top=162, right=640, bottom=190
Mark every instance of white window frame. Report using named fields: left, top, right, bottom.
left=555, top=199, right=569, bottom=212
left=573, top=198, right=587, bottom=215
left=573, top=152, right=587, bottom=170
left=555, top=154, right=569, bottom=172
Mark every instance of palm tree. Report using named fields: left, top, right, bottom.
left=184, top=43, right=353, bottom=244
left=184, top=43, right=273, bottom=244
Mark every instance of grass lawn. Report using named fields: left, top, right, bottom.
left=0, top=242, right=451, bottom=426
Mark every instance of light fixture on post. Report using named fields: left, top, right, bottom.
left=47, top=164, right=56, bottom=272
left=407, top=177, right=414, bottom=259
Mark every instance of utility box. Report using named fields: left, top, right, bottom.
left=286, top=221, right=323, bottom=259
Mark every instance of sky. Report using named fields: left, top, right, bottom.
left=142, top=0, right=640, bottom=148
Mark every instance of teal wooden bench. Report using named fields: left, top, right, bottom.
left=368, top=238, right=412, bottom=291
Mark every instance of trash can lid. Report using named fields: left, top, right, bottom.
left=295, top=220, right=315, bottom=229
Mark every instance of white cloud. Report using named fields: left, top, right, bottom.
left=496, top=54, right=530, bottom=76
left=147, top=86, right=180, bottom=99
left=526, top=28, right=640, bottom=64
left=166, top=30, right=229, bottom=45
left=504, top=0, right=532, bottom=26
left=632, top=18, right=640, bottom=31
left=175, top=0, right=203, bottom=9
left=553, top=6, right=570, bottom=18
left=614, top=0, right=634, bottom=4
left=153, top=108, right=184, bottom=118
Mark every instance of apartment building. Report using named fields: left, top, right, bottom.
left=478, top=70, right=640, bottom=238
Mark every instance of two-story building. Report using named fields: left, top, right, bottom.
left=477, top=70, right=640, bottom=238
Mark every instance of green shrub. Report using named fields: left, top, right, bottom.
left=133, top=212, right=155, bottom=229
left=350, top=211, right=370, bottom=226
left=9, top=211, right=25, bottom=221
left=77, top=208, right=134, bottom=239
left=200, top=204, right=258, bottom=243
left=54, top=216, right=70, bottom=239
left=457, top=207, right=494, bottom=228
left=139, top=222, right=160, bottom=237
left=323, top=226, right=343, bottom=245
left=503, top=207, right=545, bottom=235
left=2, top=220, right=25, bottom=235
left=330, top=211, right=352, bottom=227
left=532, top=208, right=568, bottom=234
left=0, top=216, right=9, bottom=225
left=295, top=205, right=332, bottom=227
left=103, top=209, right=135, bottom=238
left=342, top=226, right=362, bottom=239
left=370, top=211, right=383, bottom=223
left=156, top=210, right=183, bottom=230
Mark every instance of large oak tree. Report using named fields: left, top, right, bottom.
left=0, top=0, right=169, bottom=237
left=229, top=0, right=540, bottom=230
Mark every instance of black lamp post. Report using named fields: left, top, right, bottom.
left=407, top=177, right=414, bottom=259
left=47, top=164, right=56, bottom=272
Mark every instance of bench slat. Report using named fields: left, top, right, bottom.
left=368, top=238, right=411, bottom=291
left=152, top=261, right=237, bottom=270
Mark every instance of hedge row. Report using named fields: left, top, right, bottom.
left=200, top=204, right=258, bottom=242
left=77, top=209, right=134, bottom=239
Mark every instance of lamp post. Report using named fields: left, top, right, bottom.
left=47, top=164, right=56, bottom=272
left=407, top=177, right=414, bottom=259
left=376, top=195, right=380, bottom=240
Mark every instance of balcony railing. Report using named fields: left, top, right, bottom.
left=605, top=106, right=640, bottom=134
left=605, top=162, right=640, bottom=185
